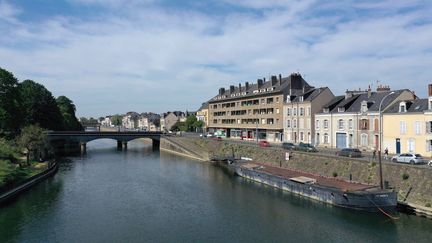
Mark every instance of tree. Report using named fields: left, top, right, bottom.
left=111, top=115, right=122, bottom=126
left=57, top=96, right=82, bottom=131
left=19, top=80, right=64, bottom=131
left=18, top=125, right=47, bottom=165
left=0, top=138, right=19, bottom=164
left=0, top=67, right=22, bottom=137
left=185, top=115, right=197, bottom=132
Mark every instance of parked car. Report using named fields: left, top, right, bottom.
left=391, top=153, right=424, bottom=164
left=212, top=136, right=222, bottom=141
left=259, top=141, right=270, bottom=147
left=336, top=148, right=362, bottom=158
left=282, top=142, right=295, bottom=150
left=295, top=142, right=317, bottom=152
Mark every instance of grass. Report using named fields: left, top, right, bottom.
left=0, top=160, right=48, bottom=190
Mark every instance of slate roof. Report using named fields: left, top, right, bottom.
left=343, top=90, right=409, bottom=112
left=321, top=95, right=345, bottom=111
left=197, top=102, right=209, bottom=111
left=384, top=99, right=428, bottom=113
left=290, top=87, right=329, bottom=102
left=210, top=73, right=313, bottom=103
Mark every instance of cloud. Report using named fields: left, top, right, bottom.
left=0, top=1, right=431, bottom=116
left=0, top=0, right=20, bottom=22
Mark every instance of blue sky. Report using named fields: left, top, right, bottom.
left=1, top=0, right=432, bottom=117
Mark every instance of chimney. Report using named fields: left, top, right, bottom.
left=219, top=88, right=225, bottom=95
left=271, top=75, right=277, bottom=86
left=257, top=79, right=263, bottom=88
left=263, top=77, right=266, bottom=82
left=428, top=84, right=432, bottom=96
left=238, top=83, right=242, bottom=92
left=278, top=74, right=282, bottom=86
left=367, top=85, right=372, bottom=98
left=230, top=85, right=235, bottom=93
left=245, top=82, right=249, bottom=90
left=376, top=84, right=391, bottom=92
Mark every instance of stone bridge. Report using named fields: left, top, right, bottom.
left=48, top=131, right=163, bottom=153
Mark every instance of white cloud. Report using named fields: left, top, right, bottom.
left=0, top=1, right=431, bottom=116
left=0, top=0, right=20, bottom=22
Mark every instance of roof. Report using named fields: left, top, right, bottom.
left=197, top=102, right=209, bottom=111
left=385, top=98, right=428, bottom=113
left=344, top=89, right=410, bottom=112
left=290, top=87, right=329, bottom=102
left=210, top=73, right=313, bottom=103
left=323, top=95, right=345, bottom=110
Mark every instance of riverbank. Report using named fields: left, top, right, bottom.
left=0, top=161, right=58, bottom=205
left=161, top=136, right=432, bottom=218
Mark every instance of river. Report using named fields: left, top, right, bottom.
left=1, top=139, right=431, bottom=242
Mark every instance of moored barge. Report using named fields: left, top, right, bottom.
left=227, top=160, right=397, bottom=212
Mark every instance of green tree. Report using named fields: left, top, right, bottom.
left=111, top=115, right=122, bottom=126
left=0, top=138, right=19, bottom=164
left=57, top=96, right=82, bottom=131
left=18, top=125, right=47, bottom=165
left=19, top=80, right=64, bottom=130
left=185, top=115, right=197, bottom=132
left=0, top=67, right=22, bottom=137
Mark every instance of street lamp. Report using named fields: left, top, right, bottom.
left=256, top=110, right=259, bottom=145
left=378, top=91, right=395, bottom=189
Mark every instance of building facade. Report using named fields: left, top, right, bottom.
left=315, top=87, right=415, bottom=150
left=382, top=84, right=432, bottom=156
left=208, top=73, right=313, bottom=142
left=283, top=87, right=335, bottom=144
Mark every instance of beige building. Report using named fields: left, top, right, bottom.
left=382, top=84, right=432, bottom=156
left=315, top=87, right=415, bottom=150
left=283, top=87, right=334, bottom=143
left=208, top=73, right=312, bottom=142
left=196, top=102, right=209, bottom=132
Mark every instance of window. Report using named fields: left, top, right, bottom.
left=324, top=133, right=329, bottom=143
left=287, top=120, right=291, bottom=128
left=361, top=134, right=368, bottom=146
left=360, top=119, right=369, bottom=130
left=316, top=120, right=320, bottom=129
left=324, top=119, right=329, bottom=129
left=338, top=119, right=344, bottom=130
left=293, top=108, right=297, bottom=116
left=323, top=108, right=329, bottom=113
left=276, top=108, right=280, bottom=114
left=427, top=140, right=432, bottom=152
left=338, top=107, right=345, bottom=112
left=427, top=121, right=432, bottom=134
left=287, top=108, right=291, bottom=116
left=293, top=119, right=297, bottom=128
left=276, top=97, right=279, bottom=103
left=414, top=121, right=421, bottom=135
left=299, top=96, right=304, bottom=102
left=408, top=138, right=415, bottom=152
left=348, top=119, right=353, bottom=130
left=300, top=132, right=304, bottom=141
left=361, top=101, right=368, bottom=113
left=307, top=107, right=311, bottom=116
left=400, top=121, right=407, bottom=134
left=300, top=108, right=304, bottom=116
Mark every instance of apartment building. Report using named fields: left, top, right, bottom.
left=283, top=87, right=334, bottom=143
left=315, top=86, right=415, bottom=150
left=382, top=84, right=432, bottom=156
left=208, top=73, right=312, bottom=142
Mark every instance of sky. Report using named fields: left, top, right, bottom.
left=1, top=0, right=432, bottom=117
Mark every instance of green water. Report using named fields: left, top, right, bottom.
left=1, top=140, right=431, bottom=242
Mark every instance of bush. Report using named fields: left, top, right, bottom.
left=332, top=172, right=338, bottom=177
left=371, top=161, right=376, bottom=167
left=402, top=173, right=409, bottom=180
left=426, top=203, right=431, bottom=208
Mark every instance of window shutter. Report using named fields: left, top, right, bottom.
left=427, top=122, right=431, bottom=134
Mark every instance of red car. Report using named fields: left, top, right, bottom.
left=212, top=136, right=222, bottom=141
left=259, top=141, right=270, bottom=147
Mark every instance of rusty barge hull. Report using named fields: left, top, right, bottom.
left=231, top=162, right=397, bottom=212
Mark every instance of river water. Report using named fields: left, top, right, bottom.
left=1, top=140, right=431, bottom=242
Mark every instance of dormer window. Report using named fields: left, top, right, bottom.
left=299, top=96, right=304, bottom=102
left=323, top=108, right=329, bottom=113
left=338, top=107, right=345, bottom=112
left=399, top=102, right=406, bottom=113
left=287, top=95, right=291, bottom=103
left=361, top=100, right=368, bottom=113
